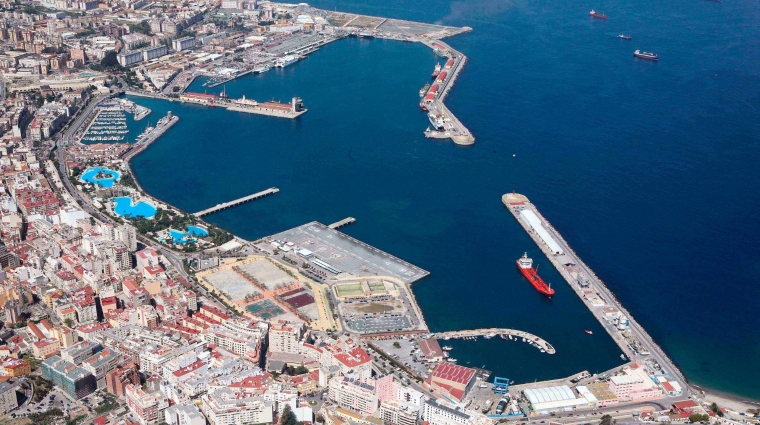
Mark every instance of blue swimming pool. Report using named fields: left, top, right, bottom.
left=113, top=196, right=156, bottom=219
left=187, top=225, right=209, bottom=237
left=81, top=167, right=121, bottom=188
left=168, top=225, right=209, bottom=244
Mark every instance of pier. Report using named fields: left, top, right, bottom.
left=329, top=217, right=356, bottom=229
left=124, top=90, right=307, bottom=119
left=194, top=187, right=280, bottom=217
left=419, top=39, right=475, bottom=145
left=430, top=328, right=556, bottom=354
left=502, top=193, right=693, bottom=394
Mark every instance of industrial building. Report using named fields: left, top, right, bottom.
left=523, top=385, right=588, bottom=413
left=519, top=209, right=563, bottom=255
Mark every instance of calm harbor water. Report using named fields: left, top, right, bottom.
left=129, top=0, right=760, bottom=399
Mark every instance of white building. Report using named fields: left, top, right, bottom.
left=200, top=387, right=274, bottom=425
left=328, top=376, right=378, bottom=416
left=165, top=404, right=206, bottom=425
left=380, top=400, right=420, bottom=425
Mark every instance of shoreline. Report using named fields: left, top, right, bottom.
left=66, top=14, right=760, bottom=410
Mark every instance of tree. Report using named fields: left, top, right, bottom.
left=689, top=414, right=710, bottom=423
left=101, top=51, right=121, bottom=69
left=392, top=341, right=401, bottom=349
left=129, top=21, right=152, bottom=35
left=600, top=414, right=615, bottom=425
left=64, top=318, right=74, bottom=328
left=280, top=404, right=299, bottom=425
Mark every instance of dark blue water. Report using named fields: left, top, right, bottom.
left=129, top=0, right=760, bottom=400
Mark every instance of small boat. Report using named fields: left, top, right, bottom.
left=419, top=83, right=431, bottom=97
left=618, top=34, right=632, bottom=40
left=442, top=346, right=453, bottom=351
left=585, top=330, right=593, bottom=335
left=633, top=49, right=659, bottom=61
left=589, top=10, right=607, bottom=19
left=446, top=358, right=457, bottom=363
left=621, top=354, right=627, bottom=360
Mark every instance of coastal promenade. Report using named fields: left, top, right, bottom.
left=430, top=328, right=556, bottom=354
left=502, top=193, right=694, bottom=397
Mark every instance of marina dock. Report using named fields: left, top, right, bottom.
left=329, top=217, right=356, bottom=229
left=194, top=187, right=280, bottom=217
left=431, top=328, right=556, bottom=354
left=502, top=193, right=692, bottom=393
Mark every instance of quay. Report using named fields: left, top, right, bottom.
left=502, top=193, right=693, bottom=396
left=207, top=69, right=253, bottom=88
left=124, top=90, right=307, bottom=119
left=194, top=187, right=280, bottom=217
left=419, top=39, right=475, bottom=145
left=123, top=112, right=179, bottom=161
left=430, top=328, right=556, bottom=354
left=329, top=217, right=356, bottom=229
left=121, top=112, right=180, bottom=193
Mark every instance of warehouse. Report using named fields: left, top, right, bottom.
left=523, top=385, right=588, bottom=413
left=520, top=210, right=563, bottom=255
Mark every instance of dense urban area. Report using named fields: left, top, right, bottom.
left=0, top=0, right=757, bottom=425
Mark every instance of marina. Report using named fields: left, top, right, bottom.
left=429, top=328, right=556, bottom=354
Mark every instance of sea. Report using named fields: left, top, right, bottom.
left=126, top=0, right=760, bottom=400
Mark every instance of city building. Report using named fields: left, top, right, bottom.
left=328, top=376, right=378, bottom=416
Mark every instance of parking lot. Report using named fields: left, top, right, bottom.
left=373, top=337, right=432, bottom=375
left=346, top=315, right=412, bottom=333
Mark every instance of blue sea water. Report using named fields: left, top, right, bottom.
left=80, top=167, right=121, bottom=188
left=113, top=196, right=157, bottom=219
left=127, top=0, right=760, bottom=400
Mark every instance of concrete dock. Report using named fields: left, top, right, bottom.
left=502, top=193, right=693, bottom=395
left=329, top=217, right=356, bottom=229
left=419, top=39, right=475, bottom=145
left=194, top=187, right=279, bottom=217
left=124, top=91, right=307, bottom=119
left=431, top=328, right=556, bottom=354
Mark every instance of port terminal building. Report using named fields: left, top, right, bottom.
left=519, top=209, right=563, bottom=255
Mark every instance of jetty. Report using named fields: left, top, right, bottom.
left=419, top=39, right=475, bottom=145
left=329, top=217, right=356, bottom=229
left=194, top=187, right=279, bottom=217
left=502, top=193, right=693, bottom=394
left=430, top=328, right=555, bottom=354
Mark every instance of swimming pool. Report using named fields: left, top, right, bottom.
left=168, top=225, right=209, bottom=244
left=113, top=196, right=156, bottom=219
left=81, top=167, right=121, bottom=188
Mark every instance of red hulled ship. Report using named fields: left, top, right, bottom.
left=517, top=253, right=555, bottom=297
left=589, top=10, right=607, bottom=19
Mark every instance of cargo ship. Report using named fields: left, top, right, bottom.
left=419, top=83, right=430, bottom=97
left=618, top=34, right=632, bottom=40
left=517, top=253, right=555, bottom=297
left=633, top=50, right=659, bottom=60
left=589, top=10, right=607, bottom=19
left=431, top=63, right=441, bottom=79
left=428, top=112, right=445, bottom=130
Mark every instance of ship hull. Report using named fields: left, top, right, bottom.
left=517, top=261, right=555, bottom=297
left=634, top=53, right=658, bottom=61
